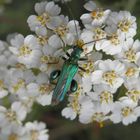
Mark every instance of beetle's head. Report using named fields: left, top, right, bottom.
left=71, top=47, right=83, bottom=59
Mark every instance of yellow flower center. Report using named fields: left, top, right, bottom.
left=118, top=19, right=132, bottom=32
left=92, top=112, right=105, bottom=123
left=69, top=87, right=81, bottom=113
left=71, top=97, right=80, bottom=113
left=79, top=61, right=94, bottom=76
left=19, top=45, right=32, bottom=56
left=39, top=84, right=53, bottom=95
left=5, top=110, right=17, bottom=122
left=37, top=13, right=50, bottom=26
left=126, top=90, right=140, bottom=102
left=94, top=28, right=106, bottom=40
left=55, top=25, right=68, bottom=37
left=31, top=130, right=39, bottom=140
left=0, top=80, right=5, bottom=89
left=40, top=55, right=59, bottom=64
left=76, top=39, right=85, bottom=49
left=121, top=107, right=133, bottom=117
left=15, top=63, right=26, bottom=70
left=37, top=36, right=48, bottom=46
left=100, top=91, right=113, bottom=104
left=125, top=48, right=136, bottom=62
left=108, top=34, right=120, bottom=45
left=9, top=134, right=18, bottom=140
left=12, top=79, right=25, bottom=93
left=127, top=90, right=140, bottom=95
left=91, top=10, right=104, bottom=19
left=103, top=70, right=117, bottom=85
left=125, top=67, right=136, bottom=77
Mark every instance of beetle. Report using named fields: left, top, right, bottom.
left=50, top=45, right=86, bottom=104
left=49, top=0, right=105, bottom=105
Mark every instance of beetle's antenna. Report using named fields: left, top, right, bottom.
left=83, top=38, right=107, bottom=56
left=82, top=37, right=106, bottom=46
left=58, top=34, right=66, bottom=47
left=62, top=0, right=79, bottom=40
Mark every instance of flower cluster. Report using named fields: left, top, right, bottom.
left=0, top=0, right=140, bottom=138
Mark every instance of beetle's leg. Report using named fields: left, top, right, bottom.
left=79, top=66, right=86, bottom=72
left=56, top=33, right=66, bottom=48
left=61, top=56, right=67, bottom=61
left=66, top=52, right=71, bottom=58
left=50, top=82, right=57, bottom=85
left=45, top=58, right=60, bottom=64
left=46, top=61, right=59, bottom=64
left=79, top=57, right=88, bottom=61
left=50, top=70, right=61, bottom=84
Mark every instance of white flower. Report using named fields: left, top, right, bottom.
left=14, top=99, right=34, bottom=114
left=95, top=29, right=125, bottom=55
left=79, top=30, right=95, bottom=54
left=124, top=78, right=140, bottom=103
left=27, top=1, right=61, bottom=35
left=0, top=40, right=17, bottom=67
left=92, top=60, right=125, bottom=89
left=35, top=34, right=62, bottom=72
left=0, top=102, right=27, bottom=134
left=110, top=97, right=140, bottom=125
left=78, top=26, right=107, bottom=55
left=116, top=38, right=140, bottom=65
left=0, top=125, right=26, bottom=140
left=79, top=100, right=108, bottom=124
left=39, top=54, right=61, bottom=73
left=10, top=34, right=42, bottom=68
left=122, top=61, right=139, bottom=80
left=50, top=18, right=81, bottom=46
left=0, top=68, right=9, bottom=98
left=125, top=89, right=140, bottom=104
left=62, top=107, right=77, bottom=120
left=25, top=121, right=49, bottom=140
left=32, top=73, right=53, bottom=106
left=8, top=68, right=35, bottom=96
left=81, top=1, right=110, bottom=27
left=86, top=50, right=103, bottom=62
left=0, top=41, right=9, bottom=66
left=87, top=84, right=116, bottom=113
left=19, top=72, right=53, bottom=106
left=62, top=92, right=81, bottom=120
left=78, top=51, right=102, bottom=77
left=106, top=11, right=137, bottom=38
left=124, top=77, right=140, bottom=91
left=62, top=88, right=88, bottom=120
left=0, top=40, right=7, bottom=52
left=89, top=26, right=107, bottom=39
left=79, top=99, right=93, bottom=124
left=83, top=1, right=96, bottom=12
left=81, top=74, right=93, bottom=93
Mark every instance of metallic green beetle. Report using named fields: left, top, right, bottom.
left=50, top=46, right=84, bottom=104
left=49, top=0, right=101, bottom=104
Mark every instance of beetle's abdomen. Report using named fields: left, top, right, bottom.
left=52, top=61, right=78, bottom=104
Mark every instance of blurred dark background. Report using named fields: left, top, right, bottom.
left=1, top=0, right=140, bottom=140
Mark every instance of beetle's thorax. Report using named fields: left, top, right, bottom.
left=70, top=47, right=83, bottom=63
